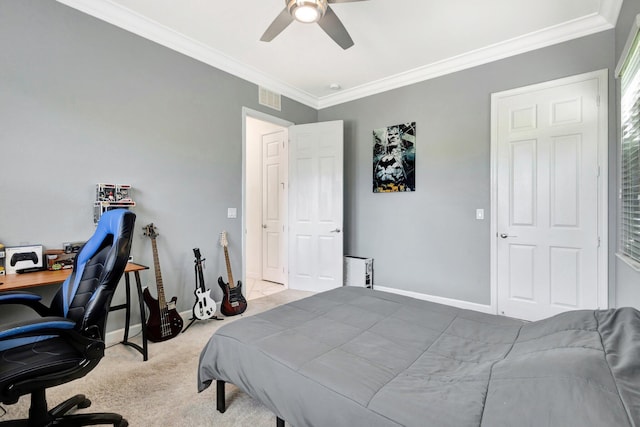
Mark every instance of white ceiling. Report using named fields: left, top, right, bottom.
left=56, top=0, right=622, bottom=109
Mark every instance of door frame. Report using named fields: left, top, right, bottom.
left=489, top=69, right=609, bottom=315
left=242, top=107, right=293, bottom=289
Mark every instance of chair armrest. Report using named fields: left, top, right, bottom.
left=0, top=317, right=105, bottom=359
left=0, top=291, right=49, bottom=316
left=0, top=317, right=75, bottom=342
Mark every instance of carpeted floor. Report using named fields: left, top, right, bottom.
left=1, top=289, right=312, bottom=426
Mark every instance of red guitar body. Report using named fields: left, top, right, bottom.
left=218, top=277, right=247, bottom=316
left=218, top=231, right=248, bottom=317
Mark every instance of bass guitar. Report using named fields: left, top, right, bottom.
left=142, top=223, right=184, bottom=342
left=217, top=231, right=247, bottom=316
left=192, top=247, right=218, bottom=320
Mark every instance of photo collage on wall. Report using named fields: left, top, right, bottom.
left=373, top=122, right=416, bottom=193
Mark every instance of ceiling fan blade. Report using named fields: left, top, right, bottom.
left=327, top=0, right=368, bottom=3
left=318, top=6, right=354, bottom=49
left=260, top=7, right=294, bottom=42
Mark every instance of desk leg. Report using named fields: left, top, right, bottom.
left=134, top=271, right=148, bottom=361
left=123, top=273, right=132, bottom=342
left=116, top=271, right=148, bottom=361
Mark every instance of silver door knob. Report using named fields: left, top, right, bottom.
left=330, top=228, right=341, bottom=233
left=262, top=224, right=267, bottom=229
left=500, top=233, right=517, bottom=238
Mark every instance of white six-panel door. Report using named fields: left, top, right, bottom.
left=492, top=70, right=607, bottom=321
left=288, top=120, right=344, bottom=292
left=262, top=130, right=287, bottom=284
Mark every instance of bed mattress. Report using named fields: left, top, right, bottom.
left=198, top=287, right=640, bottom=426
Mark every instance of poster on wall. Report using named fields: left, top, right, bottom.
left=373, top=122, right=416, bottom=193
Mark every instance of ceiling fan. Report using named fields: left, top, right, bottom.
left=260, top=0, right=368, bottom=50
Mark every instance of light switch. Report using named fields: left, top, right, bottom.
left=476, top=209, right=485, bottom=220
left=227, top=208, right=237, bottom=219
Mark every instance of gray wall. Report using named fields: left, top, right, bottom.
left=0, top=0, right=317, bottom=329
left=319, top=31, right=617, bottom=306
left=614, top=0, right=640, bottom=307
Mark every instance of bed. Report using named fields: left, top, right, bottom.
left=198, top=286, right=640, bottom=426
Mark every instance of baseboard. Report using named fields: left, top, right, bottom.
left=373, top=285, right=495, bottom=314
left=105, top=309, right=193, bottom=347
left=105, top=324, right=141, bottom=347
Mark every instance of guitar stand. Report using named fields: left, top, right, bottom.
left=182, top=313, right=223, bottom=333
left=182, top=254, right=223, bottom=334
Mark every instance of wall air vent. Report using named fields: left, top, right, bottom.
left=259, top=86, right=282, bottom=111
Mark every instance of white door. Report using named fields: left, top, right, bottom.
left=262, top=130, right=287, bottom=284
left=492, top=70, right=607, bottom=321
left=289, top=120, right=344, bottom=292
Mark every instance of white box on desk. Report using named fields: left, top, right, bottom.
left=344, top=256, right=373, bottom=288
left=5, top=245, right=44, bottom=274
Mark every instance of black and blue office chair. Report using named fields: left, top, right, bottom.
left=0, top=209, right=135, bottom=427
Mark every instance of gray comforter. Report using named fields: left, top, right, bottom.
left=198, top=287, right=640, bottom=426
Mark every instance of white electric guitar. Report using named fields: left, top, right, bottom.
left=192, top=247, right=218, bottom=320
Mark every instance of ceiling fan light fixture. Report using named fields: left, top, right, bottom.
left=288, top=0, right=327, bottom=23
left=294, top=6, right=319, bottom=23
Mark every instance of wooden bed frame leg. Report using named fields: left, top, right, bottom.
left=276, top=416, right=285, bottom=427
left=216, top=380, right=226, bottom=413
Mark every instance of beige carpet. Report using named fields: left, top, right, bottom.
left=1, top=289, right=313, bottom=426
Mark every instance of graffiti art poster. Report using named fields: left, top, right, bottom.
left=373, top=122, right=416, bottom=193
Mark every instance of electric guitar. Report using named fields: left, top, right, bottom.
left=192, top=247, right=218, bottom=320
left=218, top=231, right=247, bottom=316
left=142, top=223, right=184, bottom=342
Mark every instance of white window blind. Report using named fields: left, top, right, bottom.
left=619, top=21, right=640, bottom=265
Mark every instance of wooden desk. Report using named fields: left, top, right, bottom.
left=0, top=262, right=146, bottom=290
left=0, top=262, right=150, bottom=361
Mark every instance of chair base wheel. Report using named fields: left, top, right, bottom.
left=0, top=392, right=126, bottom=427
left=77, top=398, right=91, bottom=409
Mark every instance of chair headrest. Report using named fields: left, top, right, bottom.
left=61, top=209, right=135, bottom=317
left=76, top=209, right=131, bottom=267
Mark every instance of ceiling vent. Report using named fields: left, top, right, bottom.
left=259, top=86, right=282, bottom=111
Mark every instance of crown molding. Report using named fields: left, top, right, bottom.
left=317, top=10, right=618, bottom=108
left=57, top=0, right=620, bottom=111
left=599, top=0, right=624, bottom=26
